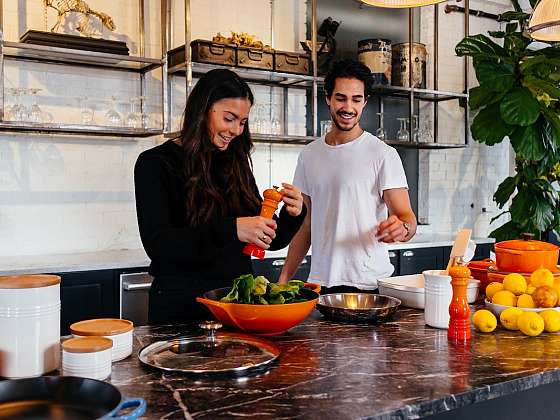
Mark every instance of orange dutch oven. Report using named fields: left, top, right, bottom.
left=495, top=234, right=560, bottom=273
left=196, top=282, right=321, bottom=336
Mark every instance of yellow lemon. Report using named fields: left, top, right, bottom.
left=472, top=309, right=497, bottom=333
left=518, top=312, right=545, bottom=336
left=553, top=284, right=560, bottom=300
left=503, top=273, right=527, bottom=296
left=527, top=285, right=537, bottom=295
left=517, top=293, right=536, bottom=308
left=530, top=268, right=554, bottom=288
left=500, top=307, right=524, bottom=330
left=492, top=290, right=517, bottom=307
left=486, top=282, right=504, bottom=300
left=539, top=310, right=560, bottom=333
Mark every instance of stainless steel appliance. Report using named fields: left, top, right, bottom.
left=119, top=271, right=153, bottom=326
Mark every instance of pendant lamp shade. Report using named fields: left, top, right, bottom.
left=359, top=0, right=448, bottom=8
left=528, top=0, right=560, bottom=41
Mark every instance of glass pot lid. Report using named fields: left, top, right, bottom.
left=138, top=321, right=280, bottom=376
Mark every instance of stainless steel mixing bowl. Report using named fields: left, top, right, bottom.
left=316, top=293, right=401, bottom=323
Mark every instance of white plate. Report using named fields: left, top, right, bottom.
left=484, top=299, right=560, bottom=317
left=378, top=274, right=479, bottom=309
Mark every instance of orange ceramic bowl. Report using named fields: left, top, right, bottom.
left=196, top=283, right=321, bottom=336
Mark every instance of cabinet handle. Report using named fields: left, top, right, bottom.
left=402, top=250, right=414, bottom=257
left=388, top=251, right=397, bottom=258
left=123, top=282, right=152, bottom=291
left=271, top=258, right=307, bottom=267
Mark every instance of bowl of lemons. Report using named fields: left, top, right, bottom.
left=476, top=267, right=560, bottom=337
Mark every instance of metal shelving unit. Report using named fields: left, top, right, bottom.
left=0, top=0, right=164, bottom=138
left=166, top=0, right=469, bottom=148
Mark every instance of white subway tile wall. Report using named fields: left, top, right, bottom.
left=417, top=0, right=514, bottom=237
left=1, top=0, right=515, bottom=258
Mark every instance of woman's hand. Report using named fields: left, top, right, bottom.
left=237, top=217, right=277, bottom=249
left=280, top=183, right=303, bottom=217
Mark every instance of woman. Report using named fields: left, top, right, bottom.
left=134, top=69, right=306, bottom=324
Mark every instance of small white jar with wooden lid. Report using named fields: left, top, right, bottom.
left=0, top=274, right=61, bottom=378
left=62, top=336, right=113, bottom=380
left=71, top=318, right=134, bottom=362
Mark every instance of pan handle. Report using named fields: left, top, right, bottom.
left=108, top=397, right=147, bottom=419
left=196, top=297, right=245, bottom=330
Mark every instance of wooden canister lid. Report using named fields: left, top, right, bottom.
left=62, top=336, right=113, bottom=353
left=0, top=275, right=61, bottom=289
left=70, top=318, right=134, bottom=336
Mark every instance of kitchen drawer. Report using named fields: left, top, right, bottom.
left=54, top=269, right=118, bottom=335
left=398, top=248, right=444, bottom=276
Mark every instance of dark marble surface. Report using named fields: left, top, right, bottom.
left=108, top=308, right=560, bottom=419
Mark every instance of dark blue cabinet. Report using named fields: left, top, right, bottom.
left=52, top=269, right=118, bottom=335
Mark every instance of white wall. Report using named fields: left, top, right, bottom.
left=417, top=0, right=514, bottom=237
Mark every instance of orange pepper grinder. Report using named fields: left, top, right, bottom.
left=242, top=187, right=284, bottom=259
left=448, top=265, right=472, bottom=343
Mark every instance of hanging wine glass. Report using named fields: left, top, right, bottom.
left=28, top=88, right=43, bottom=123
left=125, top=96, right=142, bottom=128
left=79, top=96, right=95, bottom=125
left=375, top=112, right=387, bottom=141
left=5, top=88, right=18, bottom=121
left=105, top=96, right=122, bottom=127
left=396, top=118, right=409, bottom=142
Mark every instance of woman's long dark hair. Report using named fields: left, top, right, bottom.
left=179, top=69, right=260, bottom=227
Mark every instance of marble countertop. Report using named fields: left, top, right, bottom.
left=0, top=235, right=494, bottom=275
left=108, top=308, right=560, bottom=420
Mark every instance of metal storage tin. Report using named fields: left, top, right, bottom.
left=237, top=47, right=273, bottom=71
left=392, top=42, right=427, bottom=88
left=274, top=51, right=310, bottom=75
left=357, top=38, right=392, bottom=85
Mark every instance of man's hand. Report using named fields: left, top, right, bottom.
left=280, top=183, right=303, bottom=217
left=376, top=215, right=408, bottom=243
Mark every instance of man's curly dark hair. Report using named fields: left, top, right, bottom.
left=323, top=59, right=374, bottom=99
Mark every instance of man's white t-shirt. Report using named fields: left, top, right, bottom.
left=293, top=131, right=408, bottom=289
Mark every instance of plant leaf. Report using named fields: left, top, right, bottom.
left=455, top=34, right=510, bottom=61
left=474, top=60, right=515, bottom=92
left=488, top=31, right=506, bottom=38
left=510, top=189, right=532, bottom=223
left=500, top=87, right=541, bottom=126
left=506, top=22, right=518, bottom=33
left=500, top=11, right=530, bottom=22
left=489, top=220, right=522, bottom=242
left=533, top=196, right=555, bottom=231
left=509, top=124, right=546, bottom=160
left=468, top=85, right=505, bottom=110
left=533, top=47, right=560, bottom=58
left=523, top=75, right=560, bottom=100
left=472, top=103, right=515, bottom=145
left=504, top=33, right=531, bottom=53
left=494, top=176, right=518, bottom=207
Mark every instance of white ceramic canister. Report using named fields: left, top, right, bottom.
left=62, top=336, right=112, bottom=380
left=423, top=270, right=453, bottom=329
left=71, top=318, right=133, bottom=362
left=0, top=275, right=61, bottom=378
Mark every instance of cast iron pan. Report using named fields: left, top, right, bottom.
left=0, top=376, right=146, bottom=419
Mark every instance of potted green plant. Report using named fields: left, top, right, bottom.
left=455, top=0, right=560, bottom=242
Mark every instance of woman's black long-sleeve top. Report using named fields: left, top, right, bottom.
left=134, top=140, right=306, bottom=323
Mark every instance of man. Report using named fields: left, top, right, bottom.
left=278, top=59, right=417, bottom=293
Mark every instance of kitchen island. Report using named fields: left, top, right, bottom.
left=107, top=307, right=560, bottom=419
